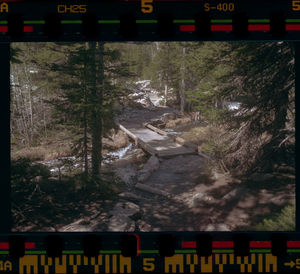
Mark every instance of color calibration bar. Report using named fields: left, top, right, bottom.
left=1, top=241, right=300, bottom=254
left=0, top=19, right=300, bottom=33
left=0, top=26, right=33, bottom=32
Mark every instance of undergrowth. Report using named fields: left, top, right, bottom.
left=11, top=157, right=120, bottom=231
left=254, top=203, right=295, bottom=231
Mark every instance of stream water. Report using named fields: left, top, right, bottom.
left=37, top=143, right=136, bottom=177
left=104, top=143, right=134, bottom=161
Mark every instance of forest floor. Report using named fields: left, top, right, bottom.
left=105, top=106, right=295, bottom=231
left=11, top=104, right=295, bottom=232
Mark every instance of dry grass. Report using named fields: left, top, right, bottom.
left=11, top=126, right=74, bottom=161
left=180, top=125, right=225, bottom=145
left=180, top=125, right=230, bottom=160
left=165, top=117, right=192, bottom=128
left=11, top=143, right=72, bottom=161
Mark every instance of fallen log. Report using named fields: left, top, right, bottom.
left=145, top=123, right=168, bottom=136
left=135, top=183, right=172, bottom=198
left=118, top=123, right=138, bottom=145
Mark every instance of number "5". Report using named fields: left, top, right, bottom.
left=292, top=0, right=300, bottom=11
left=141, top=0, right=153, bottom=13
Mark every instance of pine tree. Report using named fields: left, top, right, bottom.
left=149, top=43, right=181, bottom=106
left=48, top=42, right=133, bottom=183
left=212, top=42, right=295, bottom=173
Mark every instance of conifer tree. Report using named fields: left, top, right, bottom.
left=49, top=42, right=132, bottom=183
left=150, top=43, right=180, bottom=106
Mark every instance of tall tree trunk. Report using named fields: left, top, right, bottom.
left=83, top=95, right=89, bottom=177
left=43, top=110, right=47, bottom=138
left=164, top=84, right=168, bottom=106
left=89, top=42, right=103, bottom=182
left=24, top=63, right=33, bottom=145
left=180, top=47, right=186, bottom=113
left=82, top=43, right=89, bottom=178
left=15, top=72, right=30, bottom=146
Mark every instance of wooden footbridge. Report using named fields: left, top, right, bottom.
left=118, top=123, right=201, bottom=158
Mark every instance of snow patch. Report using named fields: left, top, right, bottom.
left=135, top=80, right=150, bottom=89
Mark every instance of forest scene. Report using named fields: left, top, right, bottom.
left=11, top=42, right=295, bottom=232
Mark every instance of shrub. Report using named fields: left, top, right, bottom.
left=11, top=158, right=51, bottom=183
left=254, top=203, right=295, bottom=231
left=11, top=158, right=51, bottom=204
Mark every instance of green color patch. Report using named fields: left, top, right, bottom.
left=98, top=20, right=120, bottom=24
left=287, top=249, right=300, bottom=253
left=213, top=249, right=234, bottom=253
left=61, top=20, right=82, bottom=24
left=136, top=20, right=157, bottom=24
left=250, top=249, right=271, bottom=253
left=140, top=250, right=159, bottom=254
left=63, top=250, right=84, bottom=254
left=24, top=20, right=45, bottom=24
left=286, top=19, right=300, bottom=23
left=248, top=19, right=270, bottom=23
left=175, top=249, right=197, bottom=254
left=174, top=20, right=195, bottom=24
left=25, top=251, right=47, bottom=255
left=211, top=19, right=232, bottom=24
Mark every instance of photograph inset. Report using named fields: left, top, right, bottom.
left=10, top=42, right=295, bottom=232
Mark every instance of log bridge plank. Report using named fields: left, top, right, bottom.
left=118, top=123, right=197, bottom=158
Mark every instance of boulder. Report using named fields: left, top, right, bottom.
left=205, top=223, right=231, bottom=231
left=114, top=131, right=130, bottom=148
left=141, top=96, right=156, bottom=110
left=111, top=202, right=140, bottom=216
left=58, top=218, right=94, bottom=232
left=119, top=192, right=140, bottom=201
left=136, top=220, right=152, bottom=232
left=103, top=130, right=129, bottom=149
left=132, top=149, right=146, bottom=162
left=107, top=202, right=141, bottom=232
left=191, top=193, right=214, bottom=206
left=138, top=156, right=160, bottom=182
left=37, top=227, right=56, bottom=232
left=135, top=183, right=172, bottom=198
left=114, top=165, right=137, bottom=186
left=222, top=187, right=244, bottom=201
left=161, top=112, right=176, bottom=122
left=107, top=215, right=135, bottom=232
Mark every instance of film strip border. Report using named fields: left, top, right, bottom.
left=1, top=240, right=300, bottom=255
left=0, top=18, right=300, bottom=31
left=0, top=15, right=299, bottom=40
left=0, top=0, right=299, bottom=40
left=1, top=234, right=300, bottom=273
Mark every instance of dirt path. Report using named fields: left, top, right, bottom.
left=55, top=106, right=294, bottom=232
left=110, top=107, right=295, bottom=232
left=118, top=105, right=176, bottom=128
left=113, top=107, right=239, bottom=231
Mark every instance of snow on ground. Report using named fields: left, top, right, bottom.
left=135, top=80, right=151, bottom=89
left=130, top=80, right=164, bottom=107
left=223, top=101, right=241, bottom=110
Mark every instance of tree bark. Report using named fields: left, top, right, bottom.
left=83, top=92, right=89, bottom=177
left=180, top=47, right=186, bottom=113
left=89, top=42, right=103, bottom=182
left=164, top=84, right=168, bottom=106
